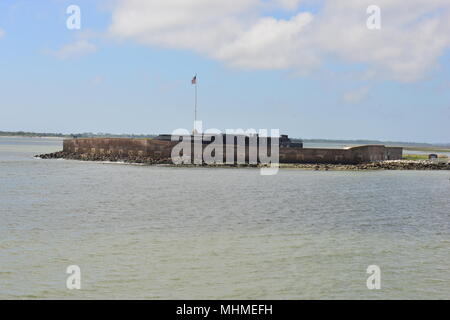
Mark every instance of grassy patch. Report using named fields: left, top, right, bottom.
left=403, top=154, right=428, bottom=160
left=403, top=154, right=449, bottom=160
left=402, top=146, right=450, bottom=153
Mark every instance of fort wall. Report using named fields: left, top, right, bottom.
left=63, top=138, right=403, bottom=164
left=63, top=138, right=177, bottom=160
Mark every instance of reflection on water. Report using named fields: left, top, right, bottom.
left=0, top=137, right=449, bottom=299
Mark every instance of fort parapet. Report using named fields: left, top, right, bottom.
left=62, top=135, right=403, bottom=164
left=63, top=137, right=176, bottom=160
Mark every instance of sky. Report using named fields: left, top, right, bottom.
left=0, top=0, right=449, bottom=143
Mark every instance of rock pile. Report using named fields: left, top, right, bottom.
left=281, top=160, right=449, bottom=170
left=36, top=152, right=450, bottom=170
left=36, top=151, right=173, bottom=165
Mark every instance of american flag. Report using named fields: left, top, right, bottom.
left=191, top=75, right=197, bottom=85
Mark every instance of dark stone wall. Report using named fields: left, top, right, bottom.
left=63, top=138, right=403, bottom=164
left=63, top=138, right=177, bottom=159
left=279, top=145, right=404, bottom=164
left=280, top=147, right=352, bottom=163
left=386, top=147, right=403, bottom=160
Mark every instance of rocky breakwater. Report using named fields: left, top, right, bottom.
left=36, top=151, right=173, bottom=165
left=281, top=160, right=450, bottom=170
left=36, top=152, right=450, bottom=170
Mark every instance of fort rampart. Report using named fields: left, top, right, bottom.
left=63, top=138, right=403, bottom=164
left=63, top=138, right=176, bottom=159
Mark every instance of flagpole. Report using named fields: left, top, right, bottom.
left=193, top=74, right=197, bottom=134
left=195, top=78, right=197, bottom=125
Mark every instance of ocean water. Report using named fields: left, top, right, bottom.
left=0, top=137, right=449, bottom=299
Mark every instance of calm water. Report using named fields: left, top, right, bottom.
left=0, top=137, right=449, bottom=299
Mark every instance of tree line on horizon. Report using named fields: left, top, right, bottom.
left=0, top=130, right=448, bottom=147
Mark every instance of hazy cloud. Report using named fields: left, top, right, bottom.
left=108, top=0, right=450, bottom=82
left=343, top=87, right=370, bottom=103
left=53, top=40, right=97, bottom=59
left=0, top=28, right=5, bottom=38
left=90, top=75, right=104, bottom=86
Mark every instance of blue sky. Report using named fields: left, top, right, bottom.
left=0, top=0, right=449, bottom=143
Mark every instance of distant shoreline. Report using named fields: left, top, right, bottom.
left=0, top=135, right=65, bottom=139
left=1, top=131, right=449, bottom=150
left=0, top=131, right=157, bottom=139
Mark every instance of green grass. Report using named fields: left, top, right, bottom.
left=403, top=154, right=449, bottom=160
left=402, top=146, right=450, bottom=153
left=403, top=154, right=428, bottom=160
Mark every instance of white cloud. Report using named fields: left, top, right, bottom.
left=343, top=87, right=370, bottom=103
left=312, top=0, right=450, bottom=82
left=216, top=13, right=316, bottom=70
left=109, top=0, right=258, bottom=52
left=108, top=0, right=450, bottom=82
left=54, top=40, right=97, bottom=59
left=0, top=28, right=5, bottom=38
